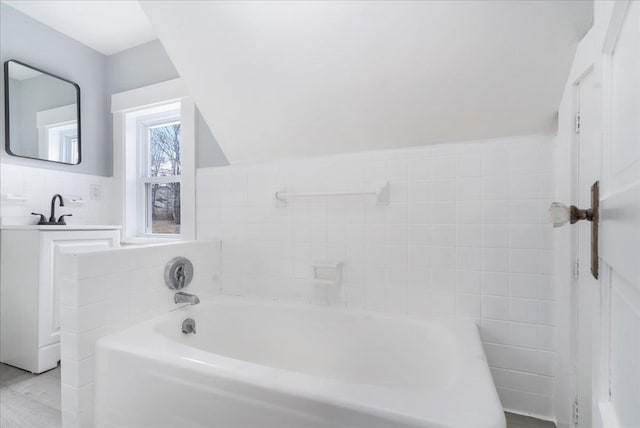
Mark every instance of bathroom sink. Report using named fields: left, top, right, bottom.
left=0, top=225, right=122, bottom=230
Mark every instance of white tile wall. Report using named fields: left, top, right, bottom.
left=196, top=134, right=557, bottom=418
left=58, top=240, right=220, bottom=428
left=0, top=163, right=114, bottom=226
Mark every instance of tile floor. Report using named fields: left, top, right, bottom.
left=506, top=412, right=557, bottom=428
left=0, top=362, right=555, bottom=428
left=0, top=363, right=61, bottom=428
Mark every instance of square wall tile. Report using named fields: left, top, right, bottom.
left=432, top=157, right=457, bottom=179
left=457, top=201, right=482, bottom=224
left=482, top=248, right=509, bottom=272
left=482, top=295, right=510, bottom=320
left=482, top=200, right=509, bottom=224
left=511, top=249, right=539, bottom=274
left=408, top=159, right=431, bottom=181
left=482, top=151, right=510, bottom=176
left=432, top=180, right=457, bottom=202
left=482, top=272, right=510, bottom=296
left=456, top=177, right=482, bottom=201
left=457, top=224, right=482, bottom=247
left=482, top=176, right=510, bottom=200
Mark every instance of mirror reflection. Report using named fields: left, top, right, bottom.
left=4, top=60, right=81, bottom=164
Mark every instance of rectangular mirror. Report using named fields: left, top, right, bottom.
left=4, top=60, right=81, bottom=164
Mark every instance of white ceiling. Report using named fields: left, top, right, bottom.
left=2, top=0, right=156, bottom=55
left=142, top=0, right=593, bottom=164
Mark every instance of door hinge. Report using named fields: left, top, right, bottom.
left=573, top=400, right=579, bottom=425
left=575, top=112, right=581, bottom=134
left=573, top=258, right=580, bottom=280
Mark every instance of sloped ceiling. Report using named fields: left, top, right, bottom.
left=141, top=1, right=593, bottom=164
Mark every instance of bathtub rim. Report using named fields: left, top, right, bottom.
left=95, top=296, right=506, bottom=428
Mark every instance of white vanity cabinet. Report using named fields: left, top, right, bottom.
left=0, top=226, right=120, bottom=373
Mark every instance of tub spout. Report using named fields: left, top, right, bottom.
left=174, top=292, right=200, bottom=305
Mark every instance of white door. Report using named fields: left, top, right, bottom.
left=593, top=2, right=640, bottom=427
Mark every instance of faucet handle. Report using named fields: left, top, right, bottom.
left=31, top=212, right=47, bottom=225
left=57, top=214, right=73, bottom=225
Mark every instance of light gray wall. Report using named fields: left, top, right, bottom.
left=106, top=39, right=180, bottom=95
left=0, top=3, right=111, bottom=176
left=107, top=40, right=229, bottom=168
left=195, top=108, right=228, bottom=168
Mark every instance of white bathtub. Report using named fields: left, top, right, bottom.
left=95, top=297, right=505, bottom=428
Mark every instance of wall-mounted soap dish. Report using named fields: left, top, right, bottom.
left=1, top=193, right=30, bottom=203
left=311, top=261, right=344, bottom=286
left=63, top=195, right=85, bottom=207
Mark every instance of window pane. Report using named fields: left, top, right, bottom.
left=146, top=182, right=181, bottom=234
left=149, top=122, right=181, bottom=177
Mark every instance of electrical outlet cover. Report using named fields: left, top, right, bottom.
left=90, top=184, right=101, bottom=201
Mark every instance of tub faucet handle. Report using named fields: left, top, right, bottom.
left=164, top=257, right=193, bottom=290
left=176, top=264, right=186, bottom=288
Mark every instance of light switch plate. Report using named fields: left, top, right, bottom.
left=90, top=184, right=101, bottom=201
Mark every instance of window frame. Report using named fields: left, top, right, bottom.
left=111, top=78, right=196, bottom=243
left=136, top=112, right=182, bottom=238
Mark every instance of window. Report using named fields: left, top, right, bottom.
left=139, top=115, right=182, bottom=235
left=113, top=78, right=195, bottom=242
left=47, top=122, right=79, bottom=164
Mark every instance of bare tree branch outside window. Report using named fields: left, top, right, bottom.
left=149, top=123, right=181, bottom=233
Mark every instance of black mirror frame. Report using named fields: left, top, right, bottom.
left=3, top=59, right=82, bottom=165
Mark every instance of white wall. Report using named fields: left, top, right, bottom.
left=0, top=163, right=114, bottom=226
left=197, top=134, right=557, bottom=419
left=58, top=240, right=221, bottom=427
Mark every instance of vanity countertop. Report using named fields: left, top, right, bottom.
left=0, top=225, right=122, bottom=231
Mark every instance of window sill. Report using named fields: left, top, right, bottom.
left=121, top=236, right=182, bottom=246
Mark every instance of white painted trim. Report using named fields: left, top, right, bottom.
left=111, top=79, right=196, bottom=242
left=598, top=402, right=620, bottom=428
left=111, top=78, right=187, bottom=113
left=112, top=111, right=125, bottom=240
left=36, top=104, right=77, bottom=128
left=602, top=1, right=631, bottom=55
left=180, top=97, right=196, bottom=240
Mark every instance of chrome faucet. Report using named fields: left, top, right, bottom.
left=174, top=292, right=200, bottom=305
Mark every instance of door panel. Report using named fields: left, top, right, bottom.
left=609, top=272, right=640, bottom=428
left=597, top=2, right=640, bottom=427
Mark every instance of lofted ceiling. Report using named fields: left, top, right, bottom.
left=142, top=0, right=592, bottom=164
left=2, top=0, right=156, bottom=55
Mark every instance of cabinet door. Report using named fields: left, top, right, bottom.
left=39, top=231, right=120, bottom=348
